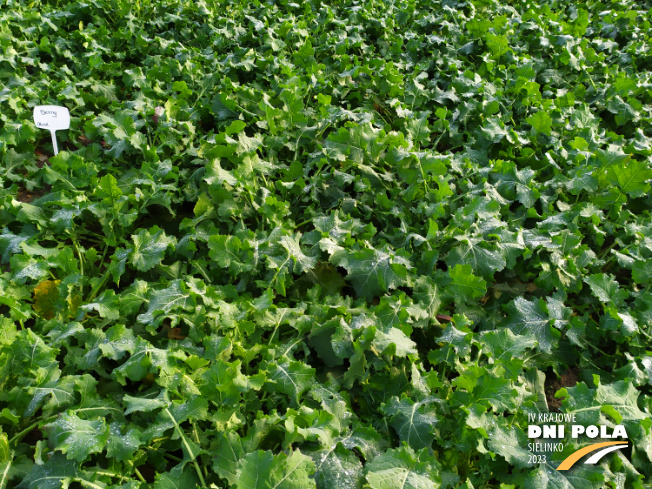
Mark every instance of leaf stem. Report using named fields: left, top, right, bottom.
left=97, top=244, right=110, bottom=275
left=0, top=451, right=12, bottom=489
left=582, top=66, right=597, bottom=91
left=315, top=122, right=331, bottom=141
left=163, top=452, right=183, bottom=462
left=440, top=347, right=451, bottom=387
left=163, top=408, right=208, bottom=489
left=417, top=159, right=430, bottom=194
left=8, top=415, right=57, bottom=447
left=270, top=256, right=290, bottom=290
left=86, top=268, right=112, bottom=304
left=76, top=478, right=105, bottom=489
left=191, top=260, right=211, bottom=282
left=70, top=234, right=84, bottom=278
left=193, top=424, right=210, bottom=480
left=432, top=132, right=444, bottom=152
left=91, top=470, right=128, bottom=483
left=281, top=337, right=305, bottom=358
left=134, top=468, right=147, bottom=484
left=234, top=103, right=257, bottom=118
left=294, top=219, right=312, bottom=229
left=597, top=241, right=617, bottom=261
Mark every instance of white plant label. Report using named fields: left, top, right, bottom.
left=33, top=105, right=70, bottom=155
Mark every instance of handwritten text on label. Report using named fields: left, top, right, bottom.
left=33, top=105, right=70, bottom=155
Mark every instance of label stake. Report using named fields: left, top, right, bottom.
left=33, top=105, right=70, bottom=155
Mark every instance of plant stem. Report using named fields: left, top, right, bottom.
left=0, top=452, right=12, bottom=489
left=163, top=452, right=183, bottom=462
left=163, top=409, right=208, bottom=489
left=134, top=468, right=147, bottom=484
left=86, top=268, right=112, bottom=304
left=582, top=66, right=597, bottom=90
left=71, top=235, right=84, bottom=279
left=92, top=470, right=128, bottom=483
left=597, top=241, right=617, bottom=261
left=97, top=244, right=110, bottom=275
left=270, top=256, right=290, bottom=290
left=9, top=415, right=57, bottom=447
left=440, top=347, right=451, bottom=387
left=193, top=424, right=209, bottom=480
left=268, top=309, right=288, bottom=345
left=294, top=219, right=313, bottom=228
left=76, top=479, right=104, bottom=489
left=191, top=260, right=211, bottom=282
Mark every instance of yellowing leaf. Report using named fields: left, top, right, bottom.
left=68, top=293, right=83, bottom=318
left=33, top=280, right=61, bottom=319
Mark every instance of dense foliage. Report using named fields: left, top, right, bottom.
left=1, top=0, right=652, bottom=487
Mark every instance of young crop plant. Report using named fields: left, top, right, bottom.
left=1, top=0, right=652, bottom=488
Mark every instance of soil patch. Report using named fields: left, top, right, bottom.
left=545, top=367, right=580, bottom=411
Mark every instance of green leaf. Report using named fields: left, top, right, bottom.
left=154, top=466, right=200, bottom=489
left=453, top=366, right=518, bottom=411
left=0, top=317, right=17, bottom=346
left=16, top=453, right=78, bottom=489
left=486, top=421, right=531, bottom=469
left=526, top=111, right=553, bottom=136
left=235, top=451, right=275, bottom=489
left=130, top=226, right=175, bottom=272
left=0, top=230, right=28, bottom=263
left=214, top=432, right=246, bottom=485
left=523, top=463, right=607, bottom=489
left=604, top=158, right=652, bottom=196
left=271, top=450, right=316, bottom=489
left=323, top=123, right=383, bottom=165
left=45, top=413, right=110, bottom=462
left=435, top=322, right=473, bottom=358
left=480, top=329, right=537, bottom=362
left=373, top=326, right=417, bottom=357
left=446, top=238, right=506, bottom=280
left=504, top=298, right=565, bottom=354
left=208, top=235, right=253, bottom=274
left=113, top=337, right=163, bottom=383
left=78, top=289, right=120, bottom=320
left=3, top=2, right=652, bottom=487
left=365, top=446, right=441, bottom=489
left=95, top=173, right=123, bottom=204
left=280, top=234, right=318, bottom=274
left=236, top=450, right=316, bottom=489
left=584, top=273, right=628, bottom=306
left=404, top=113, right=431, bottom=147
left=448, top=264, right=487, bottom=301
left=137, top=280, right=196, bottom=326
left=413, top=276, right=442, bottom=319
left=10, top=255, right=49, bottom=284
left=325, top=244, right=412, bottom=301
left=123, top=390, right=169, bottom=415
left=560, top=379, right=647, bottom=425
left=312, top=444, right=364, bottom=489
left=264, top=358, right=315, bottom=406
left=485, top=33, right=510, bottom=58
left=106, top=421, right=143, bottom=461
left=382, top=397, right=438, bottom=450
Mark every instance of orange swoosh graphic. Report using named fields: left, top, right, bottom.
left=557, top=441, right=627, bottom=470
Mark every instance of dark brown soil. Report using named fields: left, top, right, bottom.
left=17, top=184, right=51, bottom=203
left=545, top=367, right=580, bottom=411
left=34, top=150, right=49, bottom=169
